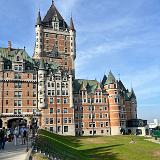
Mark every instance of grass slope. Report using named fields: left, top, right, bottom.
left=38, top=130, right=160, bottom=160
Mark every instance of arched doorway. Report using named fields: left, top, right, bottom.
left=7, top=118, right=27, bottom=129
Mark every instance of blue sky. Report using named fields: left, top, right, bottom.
left=0, top=0, right=160, bottom=121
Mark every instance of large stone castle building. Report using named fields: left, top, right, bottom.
left=0, top=1, right=137, bottom=135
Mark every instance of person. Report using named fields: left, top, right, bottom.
left=13, top=127, right=19, bottom=146
left=7, top=129, right=11, bottom=142
left=23, top=127, right=28, bottom=145
left=0, top=127, right=7, bottom=149
left=20, top=127, right=24, bottom=145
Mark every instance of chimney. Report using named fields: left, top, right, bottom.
left=8, top=41, right=12, bottom=51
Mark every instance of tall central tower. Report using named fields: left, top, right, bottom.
left=33, top=1, right=76, bottom=78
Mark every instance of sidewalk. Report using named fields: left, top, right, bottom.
left=0, top=137, right=31, bottom=160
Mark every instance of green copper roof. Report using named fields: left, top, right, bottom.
left=73, top=79, right=100, bottom=93
left=0, top=48, right=34, bottom=64
left=105, top=71, right=116, bottom=85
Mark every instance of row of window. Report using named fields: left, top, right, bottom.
left=49, top=126, right=68, bottom=133
left=74, top=98, right=107, bottom=104
left=5, top=100, right=36, bottom=106
left=14, top=82, right=36, bottom=89
left=47, top=82, right=68, bottom=88
left=75, top=113, right=108, bottom=119
left=49, top=108, right=68, bottom=114
left=5, top=108, right=37, bottom=114
left=46, top=117, right=72, bottom=124
left=75, top=106, right=108, bottom=111
left=47, top=90, right=68, bottom=96
left=75, top=122, right=109, bottom=128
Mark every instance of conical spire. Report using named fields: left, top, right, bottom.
left=70, top=16, right=75, bottom=31
left=105, top=70, right=116, bottom=85
left=36, top=10, right=42, bottom=26
left=131, top=87, right=136, bottom=98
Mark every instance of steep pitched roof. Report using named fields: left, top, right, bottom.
left=36, top=10, right=42, bottom=26
left=70, top=16, right=75, bottom=31
left=73, top=79, right=99, bottom=93
left=0, top=47, right=34, bottom=64
left=43, top=2, right=64, bottom=23
left=105, top=71, right=116, bottom=85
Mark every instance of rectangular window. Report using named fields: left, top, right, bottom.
left=100, top=113, right=103, bottom=118
left=64, top=126, right=68, bottom=132
left=57, top=98, right=60, bottom=104
left=33, top=92, right=36, bottom=97
left=14, top=109, right=17, bottom=114
left=6, top=100, right=8, bottom=105
left=63, top=98, right=68, bottom=104
left=40, top=98, right=43, bottom=103
left=64, top=118, right=67, bottom=123
left=14, top=100, right=22, bottom=106
left=33, top=100, right=36, bottom=106
left=68, top=118, right=72, bottom=123
left=46, top=118, right=49, bottom=124
left=106, top=122, right=109, bottom=126
left=57, top=90, right=60, bottom=95
left=33, top=74, right=36, bottom=80
left=14, top=82, right=22, bottom=88
left=27, top=100, right=29, bottom=105
left=57, top=109, right=60, bottom=113
left=6, top=109, right=8, bottom=113
left=14, top=91, right=22, bottom=97
left=48, top=90, right=51, bottom=96
left=57, top=118, right=60, bottom=123
left=50, top=98, right=54, bottom=104
left=52, top=90, right=55, bottom=96
left=50, top=108, right=53, bottom=114
left=62, top=90, right=65, bottom=95
left=63, top=108, right=68, bottom=113
left=18, top=109, right=21, bottom=114
left=50, top=127, right=53, bottom=132
left=50, top=118, right=53, bottom=124
left=33, top=83, right=36, bottom=89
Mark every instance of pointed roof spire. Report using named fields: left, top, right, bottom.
left=52, top=0, right=54, bottom=5
left=70, top=15, right=76, bottom=31
left=105, top=70, right=116, bottom=85
left=130, top=87, right=136, bottom=99
left=36, top=9, right=42, bottom=26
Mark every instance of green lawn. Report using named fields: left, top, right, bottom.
left=38, top=130, right=160, bottom=160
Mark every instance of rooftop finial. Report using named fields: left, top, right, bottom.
left=52, top=0, right=54, bottom=5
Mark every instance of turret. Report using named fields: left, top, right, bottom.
left=104, top=71, right=121, bottom=135
left=38, top=59, right=47, bottom=110
left=33, top=10, right=43, bottom=59
left=69, top=16, right=76, bottom=78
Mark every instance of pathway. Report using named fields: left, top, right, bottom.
left=0, top=137, right=32, bottom=160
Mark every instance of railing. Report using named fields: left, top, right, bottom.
left=34, top=129, right=88, bottom=160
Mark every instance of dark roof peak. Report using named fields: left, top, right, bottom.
left=36, top=10, right=42, bottom=26
left=70, top=16, right=75, bottom=31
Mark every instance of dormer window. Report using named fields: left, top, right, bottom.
left=17, top=56, right=20, bottom=61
